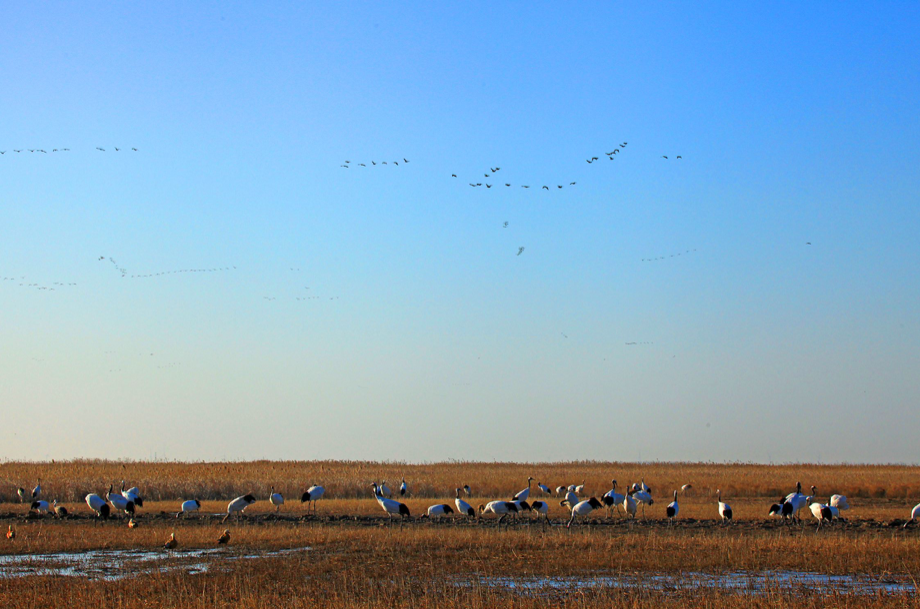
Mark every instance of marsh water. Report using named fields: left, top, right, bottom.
left=0, top=546, right=310, bottom=580
left=461, top=571, right=916, bottom=595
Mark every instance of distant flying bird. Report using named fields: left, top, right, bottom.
left=503, top=221, right=509, bottom=228
left=586, top=159, right=593, bottom=163
left=662, top=156, right=668, bottom=159
left=359, top=163, right=366, bottom=167
left=486, top=184, right=492, bottom=188
left=393, top=161, right=398, bottom=165
left=505, top=183, right=510, bottom=187
left=542, top=186, right=549, bottom=190
left=676, top=156, right=682, bottom=159
left=517, top=247, right=525, bottom=256
left=96, top=147, right=105, bottom=151
left=132, top=148, right=137, bottom=151
left=557, top=185, right=562, bottom=189
left=622, top=142, right=627, bottom=146
left=491, top=167, right=500, bottom=172
left=570, top=182, right=576, bottom=185
left=115, top=147, right=120, bottom=151
left=403, top=158, right=409, bottom=163
left=452, top=174, right=457, bottom=177
left=806, top=242, right=812, bottom=245
left=521, top=185, right=529, bottom=188
left=345, top=160, right=350, bottom=163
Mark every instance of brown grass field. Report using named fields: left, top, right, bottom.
left=2, top=460, right=920, bottom=608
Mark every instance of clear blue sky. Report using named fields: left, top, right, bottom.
left=2, top=2, right=918, bottom=462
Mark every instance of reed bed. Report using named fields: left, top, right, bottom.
left=3, top=461, right=920, bottom=608
left=2, top=460, right=919, bottom=503
left=1, top=522, right=919, bottom=608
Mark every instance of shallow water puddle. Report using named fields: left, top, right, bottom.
left=0, top=547, right=311, bottom=580
left=463, top=571, right=916, bottom=595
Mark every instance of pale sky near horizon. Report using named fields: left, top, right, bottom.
left=1, top=2, right=918, bottom=463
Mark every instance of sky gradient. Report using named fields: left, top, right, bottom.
left=2, top=2, right=919, bottom=462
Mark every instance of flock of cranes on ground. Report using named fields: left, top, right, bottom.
left=14, top=477, right=920, bottom=536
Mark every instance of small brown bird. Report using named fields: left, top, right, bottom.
left=6, top=525, right=14, bottom=540
left=164, top=532, right=177, bottom=549
left=218, top=529, right=231, bottom=545
left=128, top=518, right=138, bottom=529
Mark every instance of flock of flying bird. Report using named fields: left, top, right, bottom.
left=11, top=477, right=920, bottom=545
left=99, top=256, right=237, bottom=279
left=449, top=143, right=633, bottom=192
left=0, top=147, right=138, bottom=154
left=339, top=143, right=692, bottom=260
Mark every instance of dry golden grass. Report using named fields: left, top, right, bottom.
left=2, top=520, right=920, bottom=608
left=3, top=461, right=920, bottom=608
left=2, top=459, right=919, bottom=504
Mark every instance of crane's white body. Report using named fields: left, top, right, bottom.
left=426, top=504, right=453, bottom=519
left=178, top=499, right=201, bottom=517
left=455, top=489, right=475, bottom=517
left=372, top=484, right=410, bottom=518
left=717, top=490, right=732, bottom=522
left=623, top=493, right=638, bottom=518
left=513, top=477, right=534, bottom=502
left=223, top=494, right=257, bottom=522
left=269, top=487, right=284, bottom=511
left=85, top=493, right=110, bottom=518
left=666, top=491, right=679, bottom=521
left=566, top=497, right=603, bottom=527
